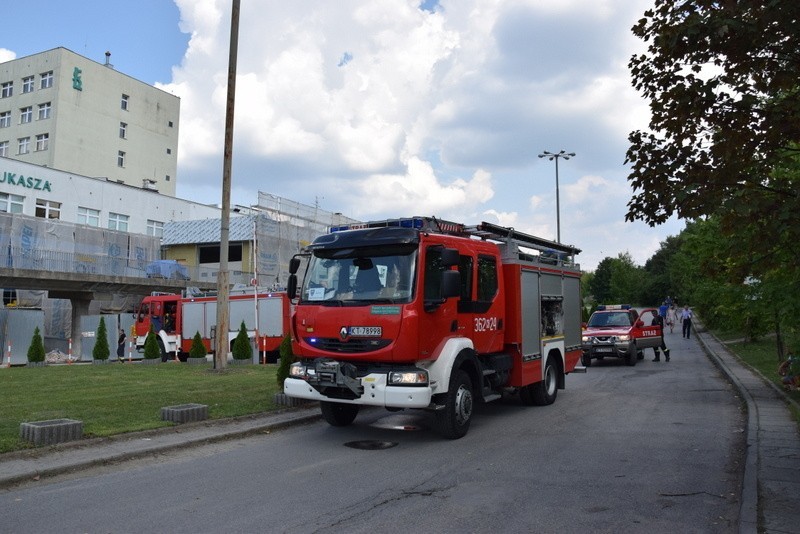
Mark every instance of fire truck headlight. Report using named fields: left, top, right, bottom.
left=388, top=370, right=429, bottom=386
left=581, top=335, right=591, bottom=343
left=289, top=362, right=309, bottom=379
left=617, top=334, right=630, bottom=342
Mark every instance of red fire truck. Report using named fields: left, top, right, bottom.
left=134, top=289, right=290, bottom=361
left=283, top=217, right=583, bottom=438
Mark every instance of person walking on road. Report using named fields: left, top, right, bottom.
left=681, top=305, right=693, bottom=339
left=667, top=305, right=678, bottom=334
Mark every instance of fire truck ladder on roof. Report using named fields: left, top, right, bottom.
left=466, top=221, right=581, bottom=257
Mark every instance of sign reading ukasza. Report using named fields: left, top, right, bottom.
left=1, top=171, right=53, bottom=192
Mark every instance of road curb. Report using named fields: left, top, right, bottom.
left=693, top=320, right=758, bottom=534
left=0, top=409, right=322, bottom=490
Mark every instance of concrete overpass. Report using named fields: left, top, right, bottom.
left=0, top=266, right=217, bottom=360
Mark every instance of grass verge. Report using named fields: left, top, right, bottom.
left=711, top=332, right=800, bottom=421
left=0, top=363, right=281, bottom=454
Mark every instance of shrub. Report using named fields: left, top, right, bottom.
left=276, top=333, right=294, bottom=387
left=232, top=321, right=252, bottom=361
left=189, top=331, right=207, bottom=359
left=143, top=327, right=161, bottom=360
left=27, top=326, right=46, bottom=363
left=93, top=317, right=110, bottom=361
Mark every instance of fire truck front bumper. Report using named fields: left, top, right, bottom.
left=284, top=359, right=432, bottom=409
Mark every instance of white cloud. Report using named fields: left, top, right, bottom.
left=165, top=0, right=676, bottom=271
left=0, top=49, right=15, bottom=63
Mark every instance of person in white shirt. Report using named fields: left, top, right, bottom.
left=680, top=305, right=693, bottom=339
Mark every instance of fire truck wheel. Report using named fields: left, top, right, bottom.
left=581, top=352, right=592, bottom=367
left=435, top=369, right=473, bottom=439
left=530, top=356, right=558, bottom=406
left=320, top=401, right=359, bottom=427
left=625, top=349, right=637, bottom=366
left=157, top=339, right=168, bottom=362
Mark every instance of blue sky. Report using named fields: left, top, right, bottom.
left=1, top=0, right=683, bottom=271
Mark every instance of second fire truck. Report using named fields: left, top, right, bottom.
left=284, top=217, right=584, bottom=438
left=134, top=288, right=290, bottom=361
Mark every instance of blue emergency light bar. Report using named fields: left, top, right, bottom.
left=329, top=216, right=464, bottom=235
left=596, top=304, right=631, bottom=311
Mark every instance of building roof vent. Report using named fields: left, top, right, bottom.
left=104, top=51, right=114, bottom=69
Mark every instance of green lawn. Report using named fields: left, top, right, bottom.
left=0, top=363, right=282, bottom=453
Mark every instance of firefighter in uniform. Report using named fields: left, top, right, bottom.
left=651, top=313, right=671, bottom=362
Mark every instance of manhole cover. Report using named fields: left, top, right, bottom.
left=344, top=440, right=398, bottom=450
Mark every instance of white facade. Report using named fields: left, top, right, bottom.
left=0, top=157, right=219, bottom=235
left=0, top=48, right=179, bottom=195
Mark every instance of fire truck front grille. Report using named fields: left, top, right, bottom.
left=304, top=337, right=391, bottom=353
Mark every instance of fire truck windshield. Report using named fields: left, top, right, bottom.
left=301, top=246, right=417, bottom=304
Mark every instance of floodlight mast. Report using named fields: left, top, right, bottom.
left=537, top=150, right=575, bottom=243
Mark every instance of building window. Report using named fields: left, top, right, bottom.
left=19, top=106, right=32, bottom=124
left=121, top=94, right=129, bottom=111
left=166, top=148, right=171, bottom=154
left=0, top=111, right=10, bottom=128
left=35, top=199, right=60, bottom=219
left=1, top=82, right=12, bottom=98
left=0, top=193, right=24, bottom=214
left=199, top=243, right=242, bottom=264
left=168, top=121, right=173, bottom=127
left=117, top=150, right=125, bottom=167
left=147, top=219, right=164, bottom=237
left=18, top=137, right=30, bottom=154
left=37, top=102, right=51, bottom=120
left=108, top=212, right=129, bottom=232
left=35, top=133, right=49, bottom=151
left=22, top=76, right=34, bottom=94
left=77, top=207, right=100, bottom=227
left=165, top=175, right=170, bottom=181
left=0, top=141, right=7, bottom=157
left=40, top=71, right=53, bottom=89
left=119, top=122, right=127, bottom=139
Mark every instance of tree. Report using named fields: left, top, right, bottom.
left=232, top=321, right=252, bottom=361
left=93, top=317, right=110, bottom=361
left=27, top=326, right=45, bottom=363
left=590, top=258, right=615, bottom=304
left=642, top=235, right=682, bottom=305
left=626, top=0, right=800, bottom=277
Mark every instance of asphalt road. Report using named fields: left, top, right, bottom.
left=1, top=330, right=745, bottom=533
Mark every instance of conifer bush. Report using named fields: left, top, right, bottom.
left=143, top=327, right=161, bottom=360
left=27, top=326, right=46, bottom=363
left=276, top=333, right=294, bottom=387
left=93, top=317, right=110, bottom=361
left=189, top=331, right=207, bottom=359
left=232, top=321, right=252, bottom=361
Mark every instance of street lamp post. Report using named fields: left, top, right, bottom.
left=538, top=150, right=575, bottom=243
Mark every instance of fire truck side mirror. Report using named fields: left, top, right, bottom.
left=287, top=274, right=298, bottom=299
left=441, top=270, right=460, bottom=299
left=289, top=257, right=301, bottom=274
left=441, top=248, right=459, bottom=267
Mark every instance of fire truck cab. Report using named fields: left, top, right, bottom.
left=284, top=217, right=583, bottom=439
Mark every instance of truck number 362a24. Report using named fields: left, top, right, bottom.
left=474, top=317, right=498, bottom=332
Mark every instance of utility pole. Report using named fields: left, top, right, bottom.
left=214, top=0, right=240, bottom=370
